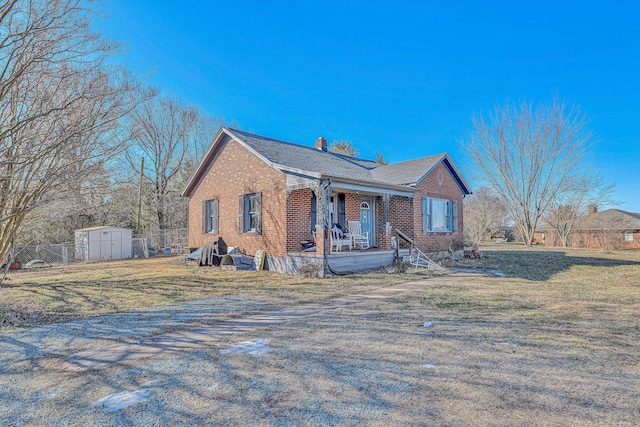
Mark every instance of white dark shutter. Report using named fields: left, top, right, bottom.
left=422, top=196, right=430, bottom=233
left=255, top=192, right=262, bottom=235
left=453, top=200, right=459, bottom=233
left=239, top=195, right=245, bottom=234
left=211, top=199, right=219, bottom=235
left=202, top=201, right=207, bottom=235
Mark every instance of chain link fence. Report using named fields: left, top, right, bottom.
left=11, top=243, right=80, bottom=266
left=132, top=237, right=149, bottom=259
left=135, top=228, right=188, bottom=254
left=8, top=229, right=188, bottom=267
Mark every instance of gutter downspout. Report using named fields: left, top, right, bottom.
left=321, top=179, right=331, bottom=277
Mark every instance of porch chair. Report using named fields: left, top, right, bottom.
left=347, top=221, right=370, bottom=249
left=330, top=226, right=352, bottom=252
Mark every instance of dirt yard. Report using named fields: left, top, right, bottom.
left=1, top=245, right=639, bottom=425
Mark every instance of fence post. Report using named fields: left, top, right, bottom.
left=62, top=244, right=68, bottom=265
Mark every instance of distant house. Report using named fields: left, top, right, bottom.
left=181, top=127, right=472, bottom=274
left=535, top=207, right=640, bottom=249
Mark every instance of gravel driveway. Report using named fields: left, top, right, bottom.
left=0, top=295, right=271, bottom=366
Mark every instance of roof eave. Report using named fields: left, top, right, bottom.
left=321, top=173, right=417, bottom=194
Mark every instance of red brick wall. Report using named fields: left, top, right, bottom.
left=535, top=230, right=640, bottom=249
left=386, top=196, right=414, bottom=249
left=413, top=162, right=465, bottom=251
left=345, top=193, right=360, bottom=223
left=570, top=231, right=640, bottom=249
left=286, top=188, right=314, bottom=252
left=187, top=137, right=288, bottom=257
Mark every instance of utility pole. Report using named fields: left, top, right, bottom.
left=135, top=157, right=144, bottom=235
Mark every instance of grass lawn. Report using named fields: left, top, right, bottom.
left=0, top=257, right=432, bottom=329
left=1, top=244, right=639, bottom=425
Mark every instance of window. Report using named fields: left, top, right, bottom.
left=239, top=192, right=262, bottom=234
left=624, top=232, right=633, bottom=242
left=202, top=199, right=219, bottom=234
left=422, top=197, right=458, bottom=233
left=329, top=193, right=346, bottom=227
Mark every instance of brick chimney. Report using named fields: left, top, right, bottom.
left=316, top=136, right=327, bottom=151
left=588, top=204, right=598, bottom=215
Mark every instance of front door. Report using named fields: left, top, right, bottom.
left=359, top=197, right=374, bottom=247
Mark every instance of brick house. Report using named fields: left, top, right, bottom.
left=535, top=207, right=640, bottom=249
left=181, top=127, right=472, bottom=274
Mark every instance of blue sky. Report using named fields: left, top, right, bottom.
left=99, top=0, right=639, bottom=211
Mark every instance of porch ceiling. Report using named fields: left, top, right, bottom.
left=285, top=172, right=415, bottom=197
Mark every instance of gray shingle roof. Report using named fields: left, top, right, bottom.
left=183, top=127, right=471, bottom=197
left=227, top=128, right=379, bottom=181
left=370, top=155, right=445, bottom=185
left=580, top=209, right=640, bottom=230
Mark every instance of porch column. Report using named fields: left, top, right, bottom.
left=312, top=181, right=331, bottom=256
left=382, top=193, right=390, bottom=225
left=378, top=194, right=393, bottom=250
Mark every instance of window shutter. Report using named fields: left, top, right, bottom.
left=212, top=199, right=219, bottom=235
left=255, top=192, right=262, bottom=235
left=202, top=200, right=207, bottom=235
left=453, top=200, right=459, bottom=232
left=422, top=196, right=429, bottom=233
left=446, top=201, right=452, bottom=231
left=238, top=195, right=245, bottom=234
left=311, top=193, right=317, bottom=230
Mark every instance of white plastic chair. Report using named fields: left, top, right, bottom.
left=330, top=227, right=351, bottom=251
left=347, top=221, right=370, bottom=249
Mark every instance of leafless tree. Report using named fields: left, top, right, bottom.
left=375, top=152, right=388, bottom=165
left=467, top=97, right=597, bottom=246
left=330, top=140, right=359, bottom=157
left=542, top=175, right=615, bottom=247
left=463, top=187, right=510, bottom=245
left=0, top=0, right=142, bottom=266
left=125, top=94, right=222, bottom=233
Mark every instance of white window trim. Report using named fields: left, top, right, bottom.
left=246, top=193, right=260, bottom=233
left=423, top=196, right=454, bottom=233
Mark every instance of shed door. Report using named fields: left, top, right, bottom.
left=100, top=231, right=123, bottom=261
left=100, top=231, right=112, bottom=261
left=110, top=231, right=123, bottom=260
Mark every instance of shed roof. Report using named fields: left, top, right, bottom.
left=75, top=226, right=132, bottom=232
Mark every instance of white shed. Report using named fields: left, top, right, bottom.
left=74, top=226, right=133, bottom=262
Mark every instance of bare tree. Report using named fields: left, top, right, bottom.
left=330, top=140, right=359, bottom=156
left=375, top=152, right=388, bottom=165
left=0, top=0, right=141, bottom=267
left=542, top=175, right=615, bottom=247
left=125, top=95, right=221, bottom=233
left=463, top=187, right=509, bottom=245
left=467, top=97, right=597, bottom=246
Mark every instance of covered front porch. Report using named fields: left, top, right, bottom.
left=283, top=175, right=416, bottom=274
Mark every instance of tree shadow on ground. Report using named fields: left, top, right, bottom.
left=460, top=250, right=640, bottom=282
